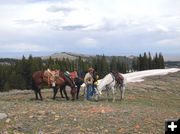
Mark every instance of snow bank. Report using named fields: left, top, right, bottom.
left=124, top=68, right=180, bottom=83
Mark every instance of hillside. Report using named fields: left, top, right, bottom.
left=0, top=71, right=180, bottom=133
left=41, top=52, right=92, bottom=60
left=41, top=52, right=131, bottom=62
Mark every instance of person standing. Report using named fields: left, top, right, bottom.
left=84, top=68, right=94, bottom=100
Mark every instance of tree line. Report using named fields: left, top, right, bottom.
left=132, top=52, right=165, bottom=71
left=0, top=52, right=164, bottom=91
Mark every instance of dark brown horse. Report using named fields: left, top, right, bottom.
left=32, top=70, right=76, bottom=100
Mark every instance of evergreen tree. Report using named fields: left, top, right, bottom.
left=110, top=56, right=117, bottom=71
left=159, top=53, right=165, bottom=69
left=139, top=54, right=143, bottom=70
left=143, top=52, right=148, bottom=70
left=148, top=52, right=152, bottom=69
left=101, top=55, right=109, bottom=76
left=154, top=53, right=159, bottom=69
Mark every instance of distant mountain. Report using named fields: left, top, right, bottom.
left=41, top=52, right=132, bottom=62
left=41, top=52, right=93, bottom=60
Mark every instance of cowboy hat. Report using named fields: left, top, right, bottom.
left=88, top=67, right=94, bottom=72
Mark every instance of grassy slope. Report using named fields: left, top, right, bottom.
left=0, top=72, right=180, bottom=134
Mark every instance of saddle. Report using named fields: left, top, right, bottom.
left=111, top=71, right=124, bottom=86
left=43, top=69, right=60, bottom=86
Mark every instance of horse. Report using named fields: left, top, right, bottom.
left=60, top=71, right=85, bottom=100
left=74, top=77, right=84, bottom=99
left=95, top=72, right=127, bottom=102
left=57, top=71, right=77, bottom=100
left=32, top=70, right=76, bottom=100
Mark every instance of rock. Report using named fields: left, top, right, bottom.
left=86, top=128, right=91, bottom=131
left=73, top=118, right=77, bottom=121
left=22, top=111, right=28, bottom=114
left=38, top=111, right=45, bottom=115
left=29, top=115, right=34, bottom=118
left=5, top=118, right=11, bottom=123
left=101, top=109, right=105, bottom=114
left=0, top=113, right=8, bottom=120
left=51, top=111, right=56, bottom=115
left=38, top=117, right=43, bottom=121
left=2, top=131, right=8, bottom=134
left=55, top=115, right=60, bottom=121
left=104, top=129, right=108, bottom=133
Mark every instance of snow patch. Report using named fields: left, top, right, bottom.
left=124, top=68, right=180, bottom=83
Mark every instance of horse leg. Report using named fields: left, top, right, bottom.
left=76, top=86, right=80, bottom=100
left=34, top=90, right=38, bottom=100
left=120, top=85, right=125, bottom=100
left=94, top=87, right=99, bottom=101
left=62, top=86, right=69, bottom=100
left=60, top=87, right=65, bottom=98
left=112, top=86, right=116, bottom=102
left=53, top=87, right=58, bottom=100
left=106, top=89, right=110, bottom=102
left=32, top=80, right=39, bottom=100
left=38, top=89, right=43, bottom=101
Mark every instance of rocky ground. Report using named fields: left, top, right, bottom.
left=0, top=71, right=180, bottom=134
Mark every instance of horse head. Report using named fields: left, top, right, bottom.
left=59, top=71, right=77, bottom=100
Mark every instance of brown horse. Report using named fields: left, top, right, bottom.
left=32, top=70, right=76, bottom=100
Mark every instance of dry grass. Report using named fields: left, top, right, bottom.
left=0, top=71, right=180, bottom=134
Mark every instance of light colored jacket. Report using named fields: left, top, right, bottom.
left=84, top=72, right=94, bottom=85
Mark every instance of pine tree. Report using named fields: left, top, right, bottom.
left=110, top=56, right=117, bottom=71
left=154, top=53, right=159, bottom=69
left=101, top=55, right=109, bottom=76
left=143, top=52, right=148, bottom=70
left=139, top=54, right=143, bottom=70
left=132, top=57, right=140, bottom=71
left=148, top=52, right=152, bottom=69
left=3, top=81, right=10, bottom=91
left=159, top=53, right=165, bottom=69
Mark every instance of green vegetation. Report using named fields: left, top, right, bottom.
left=132, top=52, right=165, bottom=71
left=0, top=52, right=165, bottom=91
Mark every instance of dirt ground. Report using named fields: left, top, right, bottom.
left=0, top=72, right=180, bottom=134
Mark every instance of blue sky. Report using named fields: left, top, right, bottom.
left=0, top=0, right=180, bottom=58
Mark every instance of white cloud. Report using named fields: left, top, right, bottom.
left=0, top=43, right=49, bottom=52
left=78, top=37, right=98, bottom=48
left=157, top=37, right=180, bottom=46
left=46, top=5, right=75, bottom=13
left=147, top=24, right=169, bottom=32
